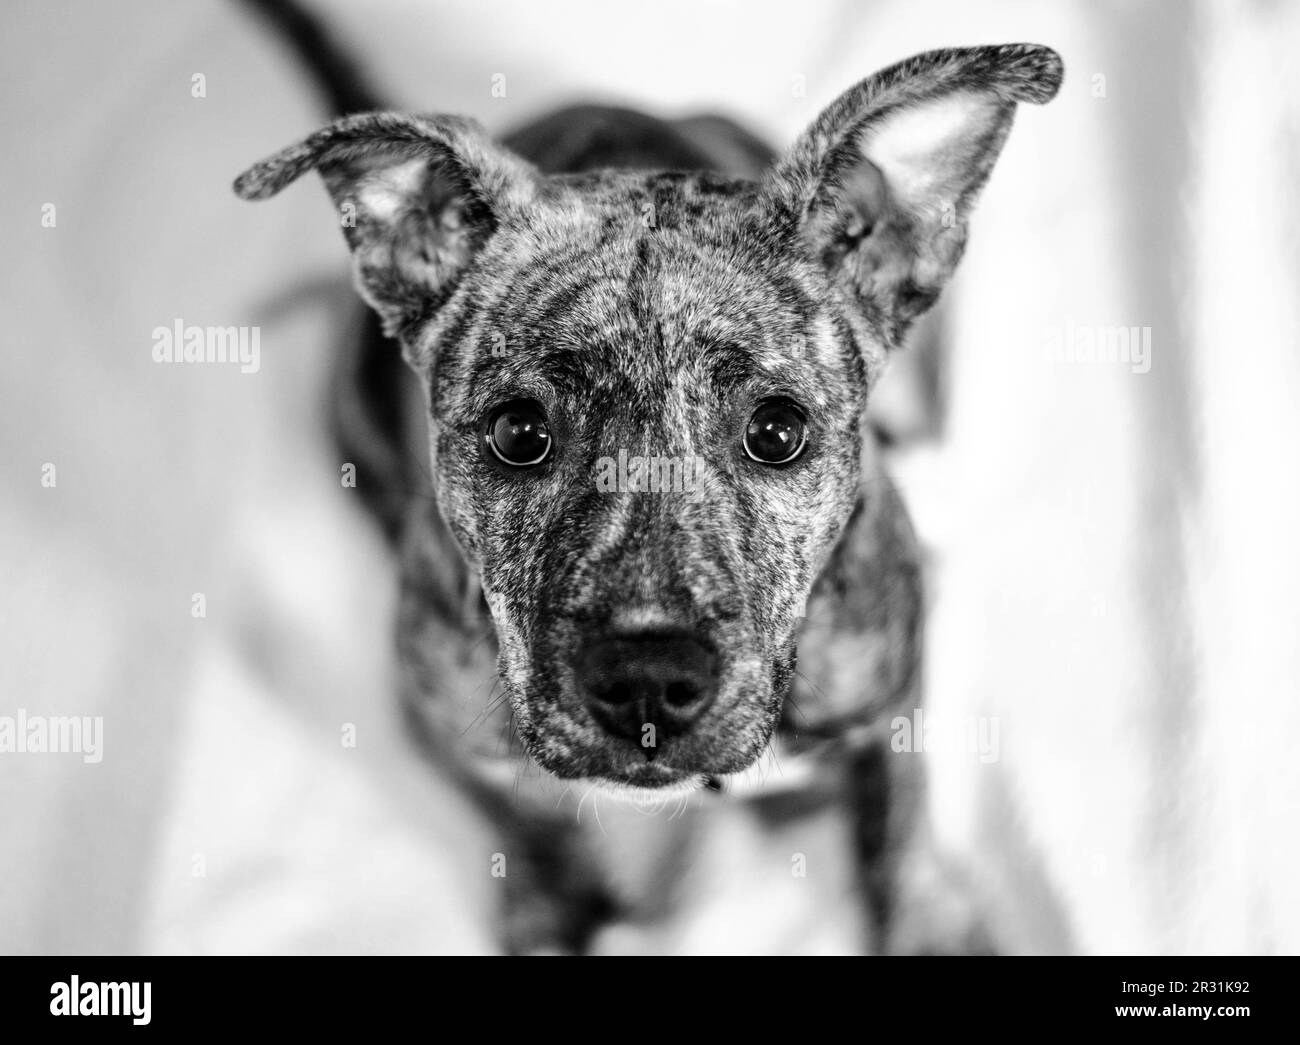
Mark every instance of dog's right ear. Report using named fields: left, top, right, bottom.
left=234, top=112, right=538, bottom=348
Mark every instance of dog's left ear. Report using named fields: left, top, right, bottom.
left=765, top=44, right=1062, bottom=347
left=234, top=112, right=538, bottom=348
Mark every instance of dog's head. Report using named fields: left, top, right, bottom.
left=236, top=45, right=1061, bottom=790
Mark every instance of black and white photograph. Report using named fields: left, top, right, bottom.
left=1, top=0, right=1296, bottom=994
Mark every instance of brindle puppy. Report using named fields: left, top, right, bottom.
left=234, top=0, right=1061, bottom=954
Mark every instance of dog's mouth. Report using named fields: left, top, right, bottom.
left=502, top=632, right=787, bottom=788
left=587, top=763, right=710, bottom=795
left=524, top=738, right=758, bottom=791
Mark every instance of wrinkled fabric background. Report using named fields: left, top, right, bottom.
left=1, top=0, right=1297, bottom=954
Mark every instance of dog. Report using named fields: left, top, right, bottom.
left=233, top=0, right=1061, bottom=954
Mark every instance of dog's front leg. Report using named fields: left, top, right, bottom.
left=795, top=453, right=996, bottom=953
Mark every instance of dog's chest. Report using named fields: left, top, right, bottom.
left=551, top=781, right=870, bottom=955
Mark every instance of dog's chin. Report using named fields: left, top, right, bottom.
left=586, top=773, right=709, bottom=804
left=524, top=731, right=774, bottom=789
left=532, top=751, right=709, bottom=792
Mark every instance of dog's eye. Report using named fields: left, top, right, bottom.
left=743, top=398, right=808, bottom=465
left=485, top=399, right=552, bottom=467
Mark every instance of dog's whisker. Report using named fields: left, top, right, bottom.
left=767, top=743, right=784, bottom=781
left=786, top=674, right=821, bottom=727
left=511, top=754, right=524, bottom=804
left=495, top=702, right=517, bottom=759
left=591, top=792, right=608, bottom=836
left=457, top=676, right=507, bottom=738
left=464, top=629, right=498, bottom=657
left=575, top=783, right=593, bottom=826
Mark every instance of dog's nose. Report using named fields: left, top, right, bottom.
left=575, top=631, right=719, bottom=744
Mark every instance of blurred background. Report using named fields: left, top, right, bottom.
left=2, top=0, right=1298, bottom=954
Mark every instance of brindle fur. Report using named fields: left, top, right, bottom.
left=235, top=1, right=1061, bottom=953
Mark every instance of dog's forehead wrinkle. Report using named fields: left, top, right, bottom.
left=435, top=229, right=853, bottom=431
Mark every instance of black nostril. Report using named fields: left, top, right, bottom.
left=663, top=681, right=698, bottom=708
left=589, top=679, right=652, bottom=707
left=574, top=630, right=719, bottom=742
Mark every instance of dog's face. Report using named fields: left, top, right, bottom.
left=425, top=176, right=867, bottom=786
left=236, top=45, right=1062, bottom=789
